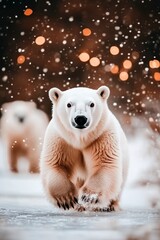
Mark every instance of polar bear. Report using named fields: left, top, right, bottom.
left=1, top=101, right=49, bottom=173
left=40, top=86, right=129, bottom=211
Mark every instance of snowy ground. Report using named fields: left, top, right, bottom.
left=0, top=207, right=160, bottom=240
left=0, top=117, right=160, bottom=240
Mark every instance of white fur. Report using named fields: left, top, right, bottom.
left=41, top=86, right=129, bottom=211
left=1, top=101, right=49, bottom=173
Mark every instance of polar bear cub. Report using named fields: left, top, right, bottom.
left=1, top=101, right=49, bottom=173
left=40, top=86, right=128, bottom=211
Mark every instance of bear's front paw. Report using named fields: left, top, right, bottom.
left=79, top=187, right=101, bottom=206
left=93, top=200, right=120, bottom=212
left=55, top=193, right=78, bottom=210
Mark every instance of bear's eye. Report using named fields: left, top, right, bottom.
left=90, top=102, right=95, bottom=108
left=67, top=103, right=72, bottom=108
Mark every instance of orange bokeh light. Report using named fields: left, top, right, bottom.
left=35, top=36, right=45, bottom=45
left=154, top=72, right=160, bottom=81
left=17, top=55, right=25, bottom=64
left=119, top=71, right=129, bottom=81
left=131, top=51, right=139, bottom=60
left=82, top=28, right=92, bottom=36
left=110, top=64, right=119, bottom=74
left=89, top=57, right=100, bottom=67
left=78, top=52, right=90, bottom=62
left=123, top=60, right=132, bottom=69
left=149, top=60, right=159, bottom=69
left=24, top=8, right=33, bottom=16
left=110, top=46, right=119, bottom=55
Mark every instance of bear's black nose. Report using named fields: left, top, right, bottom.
left=74, top=115, right=87, bottom=128
left=18, top=116, right=25, bottom=123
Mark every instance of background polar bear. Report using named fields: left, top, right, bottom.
left=41, top=86, right=129, bottom=211
left=1, top=101, right=49, bottom=173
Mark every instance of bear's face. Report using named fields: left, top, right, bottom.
left=2, top=101, right=37, bottom=126
left=49, top=86, right=110, bottom=132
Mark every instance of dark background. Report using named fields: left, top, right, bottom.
left=0, top=0, right=160, bottom=131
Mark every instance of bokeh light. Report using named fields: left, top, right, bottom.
left=154, top=72, right=160, bottom=81
left=119, top=71, right=129, bottom=81
left=110, top=46, right=119, bottom=55
left=24, top=8, right=33, bottom=16
left=131, top=51, right=140, bottom=60
left=104, top=64, right=111, bottom=72
left=82, top=28, right=92, bottom=36
left=35, top=36, right=45, bottom=45
left=78, top=52, right=90, bottom=62
left=110, top=64, right=119, bottom=74
left=123, top=60, right=132, bottom=69
left=89, top=57, right=100, bottom=67
left=1, top=0, right=160, bottom=132
left=149, top=60, right=159, bottom=69
left=17, top=55, right=25, bottom=64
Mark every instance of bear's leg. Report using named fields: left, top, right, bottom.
left=42, top=168, right=78, bottom=210
left=8, top=148, right=18, bottom=173
left=40, top=134, right=83, bottom=210
left=79, top=169, right=121, bottom=211
left=29, top=154, right=39, bottom=173
left=29, top=162, right=39, bottom=173
left=78, top=135, right=123, bottom=211
left=78, top=171, right=108, bottom=210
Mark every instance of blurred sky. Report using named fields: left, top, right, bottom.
left=0, top=0, right=160, bottom=128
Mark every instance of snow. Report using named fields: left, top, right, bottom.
left=121, top=119, right=160, bottom=209
left=0, top=117, right=159, bottom=210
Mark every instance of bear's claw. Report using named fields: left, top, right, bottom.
left=70, top=201, right=74, bottom=209
left=93, top=202, right=116, bottom=212
left=74, top=197, right=78, bottom=204
left=80, top=193, right=99, bottom=204
left=76, top=205, right=86, bottom=212
left=65, top=203, right=70, bottom=210
left=57, top=201, right=61, bottom=208
left=94, top=207, right=111, bottom=212
left=109, top=205, right=115, bottom=211
left=56, top=200, right=74, bottom=210
left=56, top=195, right=78, bottom=210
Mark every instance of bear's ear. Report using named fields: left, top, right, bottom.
left=1, top=102, right=11, bottom=114
left=29, top=101, right=37, bottom=109
left=97, top=86, right=110, bottom=100
left=49, top=87, right=62, bottom=103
